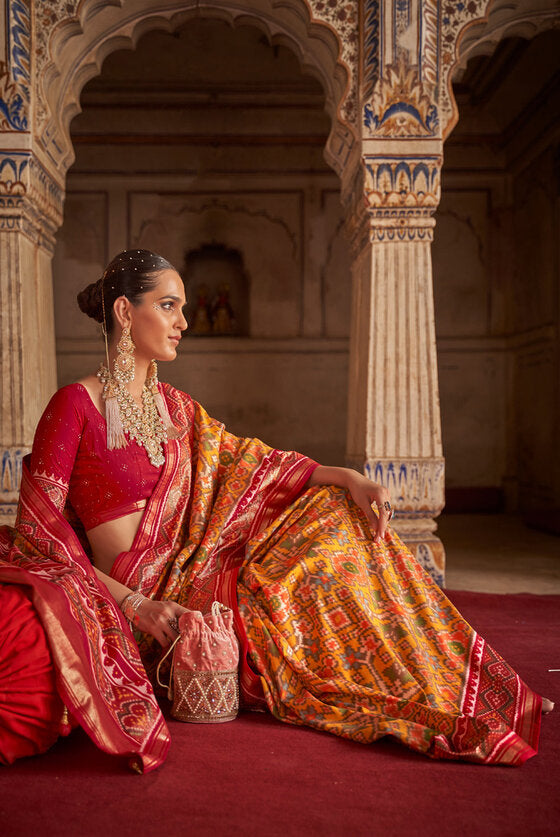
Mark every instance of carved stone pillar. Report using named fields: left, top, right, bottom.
left=345, top=148, right=445, bottom=583
left=0, top=2, right=62, bottom=523
left=0, top=149, right=61, bottom=523
left=349, top=0, right=501, bottom=585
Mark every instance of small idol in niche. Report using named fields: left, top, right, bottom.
left=191, top=284, right=212, bottom=335
left=211, top=283, right=235, bottom=335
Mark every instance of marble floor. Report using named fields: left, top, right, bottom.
left=438, top=513, right=560, bottom=594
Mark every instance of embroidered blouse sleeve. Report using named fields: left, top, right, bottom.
left=30, top=386, right=85, bottom=514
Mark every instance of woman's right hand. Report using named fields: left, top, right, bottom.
left=133, top=598, right=187, bottom=646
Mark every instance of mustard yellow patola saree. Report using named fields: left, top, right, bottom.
left=114, top=386, right=541, bottom=765
left=0, top=383, right=542, bottom=768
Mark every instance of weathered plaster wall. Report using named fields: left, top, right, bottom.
left=54, top=180, right=350, bottom=464
left=433, top=187, right=508, bottom=492
left=510, top=146, right=558, bottom=511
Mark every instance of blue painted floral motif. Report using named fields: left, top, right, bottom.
left=363, top=0, right=380, bottom=92
left=10, top=0, right=31, bottom=101
left=0, top=88, right=27, bottom=131
left=0, top=153, right=28, bottom=185
left=364, top=100, right=439, bottom=136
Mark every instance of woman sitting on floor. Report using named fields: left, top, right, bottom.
left=0, top=249, right=551, bottom=771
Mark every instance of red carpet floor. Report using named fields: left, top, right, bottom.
left=1, top=590, right=558, bottom=837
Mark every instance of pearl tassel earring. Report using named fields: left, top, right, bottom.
left=146, top=360, right=180, bottom=440
left=100, top=283, right=128, bottom=450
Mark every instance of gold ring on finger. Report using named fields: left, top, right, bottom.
left=377, top=501, right=394, bottom=521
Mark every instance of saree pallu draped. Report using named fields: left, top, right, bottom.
left=115, top=387, right=541, bottom=765
left=0, top=468, right=169, bottom=772
left=0, top=384, right=542, bottom=767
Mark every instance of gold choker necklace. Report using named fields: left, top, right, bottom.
left=97, top=363, right=167, bottom=467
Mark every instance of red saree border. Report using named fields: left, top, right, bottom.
left=131, top=439, right=182, bottom=554
left=457, top=630, right=541, bottom=765
left=113, top=439, right=181, bottom=585
left=0, top=461, right=170, bottom=773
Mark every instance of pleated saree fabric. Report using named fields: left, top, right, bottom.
left=0, top=384, right=542, bottom=767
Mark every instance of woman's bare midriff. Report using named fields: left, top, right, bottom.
left=86, top=505, right=146, bottom=575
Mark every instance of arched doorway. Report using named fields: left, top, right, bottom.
left=38, top=0, right=356, bottom=180
left=53, top=15, right=353, bottom=464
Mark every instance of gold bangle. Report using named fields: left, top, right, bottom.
left=120, top=591, right=146, bottom=623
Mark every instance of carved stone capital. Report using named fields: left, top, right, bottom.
left=363, top=152, right=442, bottom=241
left=0, top=150, right=63, bottom=250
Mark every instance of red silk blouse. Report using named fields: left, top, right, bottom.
left=30, top=383, right=163, bottom=530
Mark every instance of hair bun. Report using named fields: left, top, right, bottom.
left=77, top=279, right=104, bottom=323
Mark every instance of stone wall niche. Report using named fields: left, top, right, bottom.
left=183, top=244, right=250, bottom=337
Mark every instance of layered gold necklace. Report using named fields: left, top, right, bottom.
left=97, top=363, right=167, bottom=467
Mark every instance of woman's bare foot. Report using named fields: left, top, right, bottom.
left=542, top=698, right=554, bottom=713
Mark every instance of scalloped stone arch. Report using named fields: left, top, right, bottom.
left=37, top=0, right=356, bottom=181
left=454, top=0, right=560, bottom=75
left=436, top=0, right=560, bottom=139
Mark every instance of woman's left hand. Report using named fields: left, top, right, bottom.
left=344, top=470, right=393, bottom=543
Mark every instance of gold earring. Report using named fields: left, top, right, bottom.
left=113, top=325, right=135, bottom=384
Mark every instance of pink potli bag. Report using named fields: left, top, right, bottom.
left=156, top=602, right=239, bottom=724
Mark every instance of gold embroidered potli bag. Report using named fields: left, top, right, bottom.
left=157, top=602, right=239, bottom=723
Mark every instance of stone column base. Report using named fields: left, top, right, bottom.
left=0, top=447, right=28, bottom=528
left=0, top=502, right=18, bottom=528
left=391, top=519, right=446, bottom=588
left=347, top=456, right=446, bottom=586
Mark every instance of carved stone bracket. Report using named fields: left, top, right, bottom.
left=364, top=62, right=439, bottom=139
left=359, top=1, right=541, bottom=142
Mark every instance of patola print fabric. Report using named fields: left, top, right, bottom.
left=0, top=384, right=541, bottom=768
left=237, top=490, right=540, bottom=763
